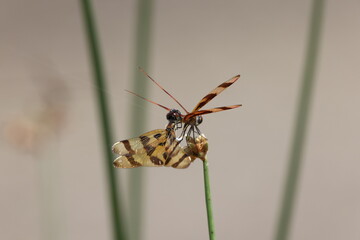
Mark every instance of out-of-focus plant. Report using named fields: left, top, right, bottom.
left=4, top=76, right=69, bottom=153
left=128, top=0, right=153, bottom=240
left=80, top=0, right=127, bottom=239
left=274, top=1, right=325, bottom=240
left=3, top=73, right=70, bottom=240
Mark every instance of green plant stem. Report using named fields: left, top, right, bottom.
left=129, top=0, right=153, bottom=240
left=274, top=1, right=325, bottom=240
left=80, top=1, right=127, bottom=239
left=203, top=158, right=216, bottom=240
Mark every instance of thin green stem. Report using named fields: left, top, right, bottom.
left=203, top=158, right=216, bottom=240
left=128, top=0, right=153, bottom=240
left=80, top=1, right=127, bottom=239
left=274, top=1, right=325, bottom=240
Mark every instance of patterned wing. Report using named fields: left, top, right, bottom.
left=112, top=129, right=168, bottom=168
left=112, top=127, right=195, bottom=169
left=163, top=124, right=195, bottom=169
left=191, top=75, right=240, bottom=112
left=165, top=144, right=195, bottom=169
left=183, top=104, right=242, bottom=122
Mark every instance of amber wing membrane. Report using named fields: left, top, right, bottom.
left=112, top=128, right=194, bottom=169
left=183, top=104, right=242, bottom=122
left=163, top=124, right=195, bottom=169
left=112, top=129, right=168, bottom=168
left=191, top=75, right=240, bottom=112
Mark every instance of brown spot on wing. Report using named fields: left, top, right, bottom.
left=194, top=93, right=217, bottom=110
left=163, top=152, right=169, bottom=163
left=154, top=133, right=162, bottom=139
left=113, top=154, right=142, bottom=168
left=126, top=154, right=142, bottom=166
left=140, top=135, right=150, bottom=146
left=192, top=75, right=240, bottom=112
left=219, top=81, right=233, bottom=88
left=172, top=153, right=190, bottom=168
left=184, top=104, right=242, bottom=122
left=150, top=156, right=163, bottom=165
left=122, top=140, right=135, bottom=154
left=144, top=144, right=156, bottom=156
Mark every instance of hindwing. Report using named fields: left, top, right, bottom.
left=112, top=129, right=167, bottom=168
left=112, top=128, right=194, bottom=169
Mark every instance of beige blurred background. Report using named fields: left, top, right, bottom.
left=1, top=0, right=359, bottom=240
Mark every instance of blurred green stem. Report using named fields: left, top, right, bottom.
left=129, top=0, right=153, bottom=240
left=203, top=159, right=216, bottom=240
left=274, top=1, right=325, bottom=240
left=80, top=0, right=127, bottom=239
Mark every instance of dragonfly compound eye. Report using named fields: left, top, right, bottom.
left=196, top=116, right=203, bottom=125
left=166, top=109, right=182, bottom=123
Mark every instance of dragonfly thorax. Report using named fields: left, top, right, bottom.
left=185, top=115, right=203, bottom=127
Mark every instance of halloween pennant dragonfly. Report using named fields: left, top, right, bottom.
left=112, top=70, right=241, bottom=169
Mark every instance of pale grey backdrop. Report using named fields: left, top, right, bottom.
left=1, top=1, right=359, bottom=240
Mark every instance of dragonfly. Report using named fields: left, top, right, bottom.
left=112, top=69, right=241, bottom=169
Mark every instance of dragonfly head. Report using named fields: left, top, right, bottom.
left=166, top=109, right=182, bottom=124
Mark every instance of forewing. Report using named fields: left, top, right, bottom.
left=112, top=129, right=166, bottom=155
left=112, top=129, right=167, bottom=168
left=192, top=75, right=240, bottom=112
left=184, top=104, right=242, bottom=122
